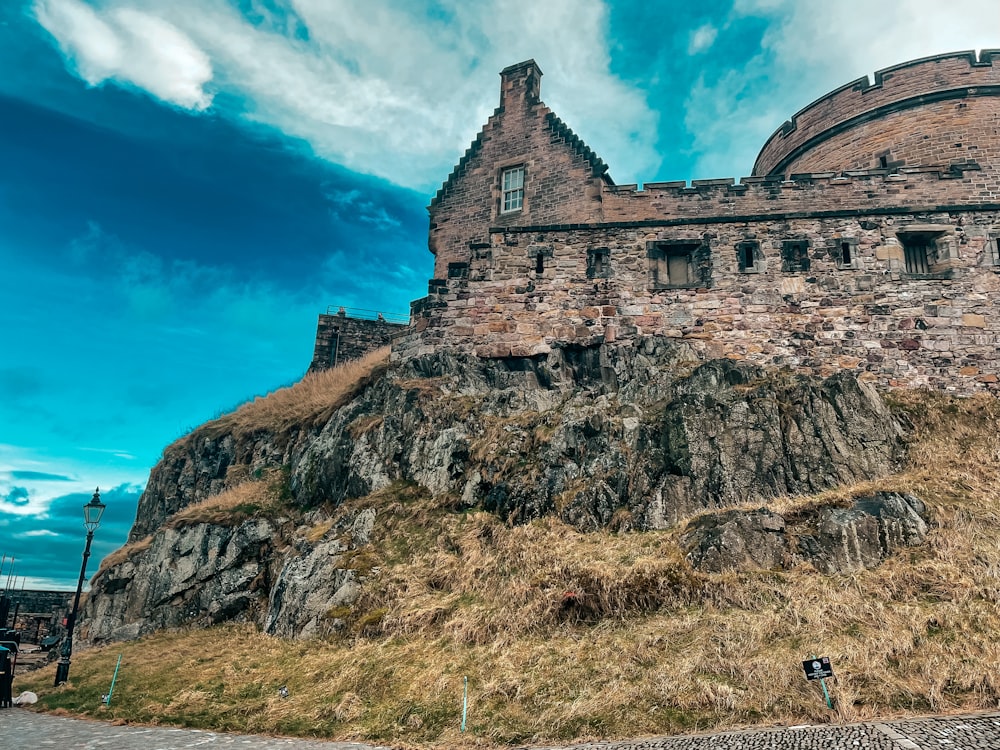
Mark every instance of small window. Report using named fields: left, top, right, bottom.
left=588, top=247, right=610, bottom=279
left=781, top=240, right=811, bottom=273
left=834, top=238, right=858, bottom=269
left=501, top=166, right=524, bottom=213
left=990, top=237, right=1000, bottom=266
left=648, top=241, right=703, bottom=288
left=900, top=236, right=936, bottom=274
left=535, top=253, right=544, bottom=273
left=736, top=241, right=760, bottom=273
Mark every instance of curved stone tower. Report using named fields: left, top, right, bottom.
left=753, top=50, right=1000, bottom=177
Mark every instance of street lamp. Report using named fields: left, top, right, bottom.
left=54, top=488, right=106, bottom=686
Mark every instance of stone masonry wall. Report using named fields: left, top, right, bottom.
left=598, top=167, right=1000, bottom=222
left=309, top=312, right=407, bottom=372
left=428, top=60, right=609, bottom=280
left=754, top=50, right=1000, bottom=175
left=394, top=206, right=1000, bottom=393
left=775, top=98, right=1000, bottom=177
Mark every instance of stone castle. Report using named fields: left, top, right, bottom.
left=319, top=51, right=1000, bottom=393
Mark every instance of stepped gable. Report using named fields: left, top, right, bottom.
left=429, top=117, right=496, bottom=210
left=754, top=49, right=1000, bottom=176
left=543, top=111, right=611, bottom=180
left=423, top=59, right=613, bottom=280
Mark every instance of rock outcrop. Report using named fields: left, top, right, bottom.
left=86, top=339, right=912, bottom=642
left=682, top=493, right=929, bottom=573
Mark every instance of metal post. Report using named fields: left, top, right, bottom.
left=54, top=528, right=94, bottom=686
left=104, top=654, right=122, bottom=705
left=461, top=676, right=468, bottom=732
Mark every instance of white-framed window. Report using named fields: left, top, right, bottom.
left=501, top=166, right=524, bottom=213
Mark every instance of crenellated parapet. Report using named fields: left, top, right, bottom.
left=754, top=49, right=1000, bottom=177
left=594, top=164, right=996, bottom=226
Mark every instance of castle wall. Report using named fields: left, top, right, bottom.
left=599, top=167, right=1000, bottom=222
left=394, top=205, right=1000, bottom=393
left=776, top=98, right=1000, bottom=176
left=428, top=61, right=609, bottom=280
left=753, top=50, right=1000, bottom=176
left=309, top=312, right=407, bottom=373
left=389, top=55, right=1000, bottom=394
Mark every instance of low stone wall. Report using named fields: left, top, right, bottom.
left=309, top=313, right=408, bottom=372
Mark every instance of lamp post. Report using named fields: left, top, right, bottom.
left=54, top=488, right=106, bottom=686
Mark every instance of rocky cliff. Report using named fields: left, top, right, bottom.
left=85, top=339, right=912, bottom=642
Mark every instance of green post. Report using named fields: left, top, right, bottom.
left=104, top=654, right=122, bottom=705
left=811, top=654, right=833, bottom=710
left=461, top=676, right=468, bottom=732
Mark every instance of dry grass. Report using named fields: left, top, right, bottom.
left=18, top=390, right=1000, bottom=747
left=174, top=347, right=390, bottom=447
left=165, top=468, right=289, bottom=529
left=95, top=535, right=153, bottom=572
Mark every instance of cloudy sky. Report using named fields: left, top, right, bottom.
left=2, top=0, right=998, bottom=590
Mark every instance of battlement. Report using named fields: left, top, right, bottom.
left=596, top=163, right=994, bottom=226
left=755, top=49, right=1000, bottom=176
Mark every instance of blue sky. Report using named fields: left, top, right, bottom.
left=2, top=0, right=998, bottom=589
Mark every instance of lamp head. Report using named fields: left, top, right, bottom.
left=84, top=488, right=106, bottom=532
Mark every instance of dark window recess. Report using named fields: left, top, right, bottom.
left=879, top=155, right=889, bottom=169
left=834, top=238, right=858, bottom=268
left=529, top=246, right=552, bottom=274
left=992, top=238, right=1000, bottom=266
left=898, top=234, right=942, bottom=274
left=781, top=240, right=811, bottom=272
left=587, top=247, right=610, bottom=279
left=648, top=241, right=711, bottom=288
left=447, top=262, right=470, bottom=279
left=841, top=242, right=852, bottom=265
left=736, top=241, right=759, bottom=272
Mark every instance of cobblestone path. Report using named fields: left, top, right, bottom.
left=2, top=709, right=1000, bottom=749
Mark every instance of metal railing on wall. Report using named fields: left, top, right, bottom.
left=325, top=306, right=410, bottom=324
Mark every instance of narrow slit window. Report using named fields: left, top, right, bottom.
left=502, top=166, right=524, bottom=213
left=841, top=242, right=852, bottom=265
left=535, top=253, right=544, bottom=273
left=736, top=241, right=759, bottom=273
left=993, top=238, right=1000, bottom=266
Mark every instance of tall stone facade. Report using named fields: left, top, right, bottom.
left=392, top=52, right=1000, bottom=393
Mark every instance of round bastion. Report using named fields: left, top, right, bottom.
left=753, top=50, right=1000, bottom=177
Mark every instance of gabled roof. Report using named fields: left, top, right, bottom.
left=429, top=68, right=614, bottom=210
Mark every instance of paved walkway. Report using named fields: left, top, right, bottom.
left=2, top=708, right=1000, bottom=749
left=0, top=709, right=391, bottom=749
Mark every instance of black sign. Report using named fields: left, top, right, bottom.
left=802, top=657, right=833, bottom=680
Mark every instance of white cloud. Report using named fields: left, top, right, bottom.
left=685, top=0, right=1000, bottom=178
left=31, top=0, right=659, bottom=188
left=688, top=23, right=718, bottom=55
left=34, top=0, right=213, bottom=110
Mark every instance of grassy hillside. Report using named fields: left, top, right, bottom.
left=16, top=387, right=1000, bottom=748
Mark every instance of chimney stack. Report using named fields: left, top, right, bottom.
left=499, top=60, right=542, bottom=109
